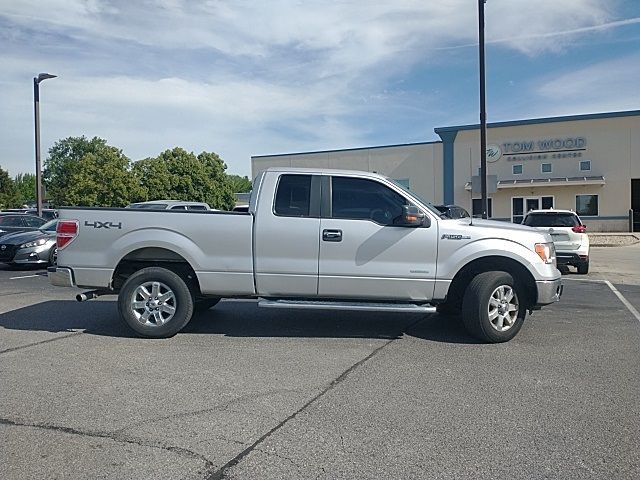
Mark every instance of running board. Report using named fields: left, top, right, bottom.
left=258, top=299, right=436, bottom=313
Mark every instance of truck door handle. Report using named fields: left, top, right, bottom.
left=322, top=229, right=342, bottom=242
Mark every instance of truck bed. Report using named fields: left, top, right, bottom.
left=56, top=208, right=255, bottom=295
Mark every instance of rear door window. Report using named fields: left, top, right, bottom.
left=23, top=216, right=46, bottom=227
left=274, top=175, right=312, bottom=217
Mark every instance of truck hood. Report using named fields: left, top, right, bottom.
left=439, top=218, right=552, bottom=246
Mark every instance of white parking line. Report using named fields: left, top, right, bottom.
left=604, top=280, right=640, bottom=323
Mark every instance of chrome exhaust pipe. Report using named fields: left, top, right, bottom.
left=76, top=290, right=107, bottom=302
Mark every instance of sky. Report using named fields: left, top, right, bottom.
left=1, top=0, right=639, bottom=178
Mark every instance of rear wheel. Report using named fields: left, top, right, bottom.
left=461, top=271, right=526, bottom=343
left=577, top=261, right=589, bottom=275
left=118, top=267, right=194, bottom=338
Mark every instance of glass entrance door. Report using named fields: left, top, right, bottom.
left=632, top=179, right=640, bottom=232
left=512, top=196, right=554, bottom=223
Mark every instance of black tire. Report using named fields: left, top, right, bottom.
left=118, top=267, right=194, bottom=338
left=194, top=297, right=221, bottom=312
left=48, top=246, right=57, bottom=266
left=577, top=261, right=589, bottom=275
left=461, top=271, right=526, bottom=343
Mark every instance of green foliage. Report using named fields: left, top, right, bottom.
left=227, top=174, right=252, bottom=193
left=0, top=165, right=21, bottom=209
left=14, top=173, right=36, bottom=206
left=44, top=136, right=145, bottom=207
left=133, top=148, right=236, bottom=210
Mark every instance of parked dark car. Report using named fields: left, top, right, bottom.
left=434, top=204, right=470, bottom=219
left=3, top=208, right=58, bottom=220
left=0, top=219, right=58, bottom=266
left=0, top=213, right=47, bottom=238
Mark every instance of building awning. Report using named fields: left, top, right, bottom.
left=464, top=175, right=605, bottom=190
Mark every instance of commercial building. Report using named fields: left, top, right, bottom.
left=252, top=110, right=640, bottom=231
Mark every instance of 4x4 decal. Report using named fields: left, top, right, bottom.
left=84, top=221, right=122, bottom=229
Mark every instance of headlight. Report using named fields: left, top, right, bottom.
left=535, top=242, right=556, bottom=264
left=20, top=238, right=48, bottom=249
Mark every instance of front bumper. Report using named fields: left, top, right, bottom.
left=48, top=266, right=75, bottom=287
left=536, top=277, right=563, bottom=306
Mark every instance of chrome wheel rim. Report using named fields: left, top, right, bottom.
left=488, top=284, right=519, bottom=332
left=131, top=281, right=176, bottom=327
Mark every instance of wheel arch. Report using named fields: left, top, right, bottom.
left=446, top=255, right=538, bottom=309
left=112, top=247, right=201, bottom=295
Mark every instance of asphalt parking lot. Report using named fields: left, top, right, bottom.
left=1, top=247, right=639, bottom=480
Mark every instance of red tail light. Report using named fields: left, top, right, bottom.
left=572, top=225, right=587, bottom=233
left=57, top=220, right=79, bottom=249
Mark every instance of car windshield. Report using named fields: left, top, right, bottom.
left=129, top=203, right=169, bottom=209
left=524, top=213, right=580, bottom=227
left=387, top=179, right=444, bottom=217
left=40, top=219, right=58, bottom=232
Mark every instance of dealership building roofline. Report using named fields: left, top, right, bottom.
left=252, top=140, right=441, bottom=159
left=434, top=109, right=640, bottom=134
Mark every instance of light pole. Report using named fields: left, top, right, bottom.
left=33, top=72, right=56, bottom=217
left=478, top=0, right=488, bottom=219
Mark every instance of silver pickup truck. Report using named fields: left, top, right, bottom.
left=49, top=167, right=562, bottom=342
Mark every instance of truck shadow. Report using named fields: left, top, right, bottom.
left=0, top=299, right=479, bottom=344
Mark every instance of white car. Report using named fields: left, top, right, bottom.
left=523, top=209, right=590, bottom=274
left=126, top=200, right=212, bottom=211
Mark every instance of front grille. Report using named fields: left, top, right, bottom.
left=0, top=244, right=18, bottom=261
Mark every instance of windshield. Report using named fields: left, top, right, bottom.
left=387, top=178, right=447, bottom=218
left=40, top=219, right=58, bottom=232
left=524, top=213, right=580, bottom=227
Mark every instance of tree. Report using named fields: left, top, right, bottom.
left=14, top=173, right=36, bottom=206
left=43, top=136, right=145, bottom=207
left=133, top=148, right=236, bottom=210
left=0, top=165, right=20, bottom=209
left=228, top=174, right=252, bottom=193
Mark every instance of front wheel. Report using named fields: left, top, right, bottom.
left=461, top=271, right=526, bottom=343
left=118, top=267, right=194, bottom=338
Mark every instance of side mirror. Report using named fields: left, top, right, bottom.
left=401, top=205, right=429, bottom=227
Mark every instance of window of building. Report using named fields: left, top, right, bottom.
left=472, top=198, right=492, bottom=218
left=274, top=174, right=311, bottom=217
left=579, top=160, right=591, bottom=172
left=512, top=164, right=523, bottom=175
left=541, top=163, right=552, bottom=173
left=576, top=194, right=598, bottom=216
left=512, top=196, right=554, bottom=223
left=541, top=196, right=554, bottom=209
left=331, top=176, right=407, bottom=225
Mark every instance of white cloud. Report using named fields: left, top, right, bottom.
left=534, top=53, right=640, bottom=115
left=0, top=0, right=635, bottom=177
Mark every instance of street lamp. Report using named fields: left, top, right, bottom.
left=34, top=72, right=57, bottom=217
left=478, top=0, right=488, bottom=219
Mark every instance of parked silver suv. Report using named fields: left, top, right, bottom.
left=523, top=209, right=590, bottom=274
